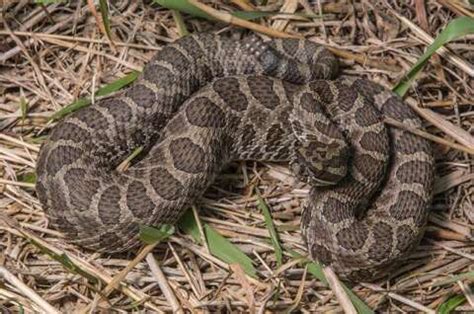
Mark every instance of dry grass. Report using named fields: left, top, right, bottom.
left=1, top=1, right=473, bottom=313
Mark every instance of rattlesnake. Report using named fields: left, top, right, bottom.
left=36, top=33, right=434, bottom=281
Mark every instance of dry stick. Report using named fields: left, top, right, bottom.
left=146, top=253, right=184, bottom=314
left=363, top=283, right=436, bottom=314
left=390, top=9, right=474, bottom=77
left=186, top=0, right=301, bottom=39
left=0, top=30, right=170, bottom=48
left=230, top=0, right=256, bottom=11
left=326, top=46, right=401, bottom=72
left=80, top=242, right=161, bottom=314
left=405, top=97, right=474, bottom=149
left=322, top=267, right=357, bottom=314
left=0, top=266, right=61, bottom=314
left=384, top=117, right=474, bottom=155
left=38, top=36, right=142, bottom=71
left=0, top=4, right=90, bottom=63
left=86, top=0, right=116, bottom=51
left=0, top=214, right=163, bottom=312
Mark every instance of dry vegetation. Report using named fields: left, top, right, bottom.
left=0, top=0, right=473, bottom=313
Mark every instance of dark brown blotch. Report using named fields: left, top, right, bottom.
left=66, top=168, right=100, bottom=211
left=213, top=77, right=248, bottom=111
left=354, top=104, right=382, bottom=127
left=367, top=222, right=393, bottom=262
left=353, top=153, right=386, bottom=181
left=97, top=185, right=121, bottom=225
left=73, top=107, right=108, bottom=131
left=389, top=190, right=427, bottom=226
left=310, top=243, right=333, bottom=265
left=335, top=84, right=358, bottom=111
left=46, top=145, right=82, bottom=175
left=150, top=167, right=184, bottom=200
left=185, top=97, right=225, bottom=128
left=247, top=76, right=279, bottom=109
left=359, top=131, right=388, bottom=154
left=336, top=223, right=368, bottom=251
left=309, top=80, right=334, bottom=104
left=143, top=64, right=173, bottom=85
left=50, top=121, right=90, bottom=143
left=125, top=84, right=157, bottom=109
left=395, top=224, right=418, bottom=253
left=170, top=137, right=206, bottom=173
left=157, top=46, right=189, bottom=72
left=396, top=160, right=433, bottom=185
left=126, top=181, right=156, bottom=219
left=321, top=197, right=348, bottom=224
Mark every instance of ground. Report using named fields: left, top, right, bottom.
left=0, top=0, right=473, bottom=313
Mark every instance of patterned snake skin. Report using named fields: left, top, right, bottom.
left=36, top=33, right=434, bottom=281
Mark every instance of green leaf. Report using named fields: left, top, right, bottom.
left=205, top=224, right=258, bottom=278
left=98, top=0, right=113, bottom=42
left=153, top=0, right=213, bottom=20
left=256, top=191, right=283, bottom=267
left=178, top=210, right=257, bottom=277
left=19, top=96, right=28, bottom=122
left=178, top=209, right=202, bottom=243
left=232, top=11, right=279, bottom=20
left=18, top=172, right=37, bottom=184
left=139, top=224, right=175, bottom=244
left=34, top=0, right=62, bottom=4
left=393, top=16, right=474, bottom=96
left=288, top=251, right=373, bottom=314
left=29, top=239, right=98, bottom=284
left=50, top=71, right=139, bottom=121
left=438, top=295, right=466, bottom=314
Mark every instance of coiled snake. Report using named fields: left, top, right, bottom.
left=36, top=33, right=434, bottom=281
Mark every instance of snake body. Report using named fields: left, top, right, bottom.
left=36, top=33, right=434, bottom=281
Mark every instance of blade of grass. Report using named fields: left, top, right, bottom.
left=98, top=0, right=114, bottom=46
left=178, top=209, right=257, bottom=277
left=153, top=0, right=212, bottom=20
left=28, top=239, right=99, bottom=284
left=19, top=95, right=28, bottom=123
left=139, top=224, right=175, bottom=245
left=256, top=190, right=283, bottom=267
left=50, top=70, right=139, bottom=121
left=205, top=224, right=257, bottom=278
left=289, top=251, right=373, bottom=314
left=393, top=16, right=474, bottom=96
left=438, top=295, right=466, bottom=314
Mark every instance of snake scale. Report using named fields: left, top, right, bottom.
left=36, top=33, right=434, bottom=281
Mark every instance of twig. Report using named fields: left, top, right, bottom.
left=186, top=0, right=301, bottom=38
left=0, top=266, right=60, bottom=314
left=323, top=267, right=357, bottom=314
left=146, top=253, right=183, bottom=314
left=384, top=117, right=474, bottom=155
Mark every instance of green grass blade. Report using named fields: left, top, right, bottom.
left=256, top=191, right=283, bottom=267
left=178, top=209, right=257, bottom=277
left=289, top=251, right=373, bottom=313
left=178, top=209, right=202, bottom=243
left=28, top=239, right=98, bottom=284
left=139, top=224, right=175, bottom=244
left=98, top=0, right=113, bottom=43
left=19, top=96, right=28, bottom=123
left=50, top=70, right=139, bottom=121
left=393, top=16, right=474, bottom=96
left=438, top=295, right=466, bottom=314
left=204, top=224, right=257, bottom=278
left=18, top=172, right=37, bottom=184
left=153, top=0, right=213, bottom=20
